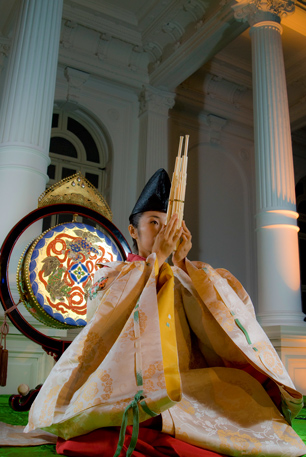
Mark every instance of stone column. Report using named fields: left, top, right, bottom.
left=0, top=0, right=63, bottom=246
left=0, top=0, right=64, bottom=393
left=233, top=1, right=305, bottom=325
left=138, top=85, right=175, bottom=192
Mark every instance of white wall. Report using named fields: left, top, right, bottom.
left=169, top=113, right=257, bottom=307
left=54, top=65, right=141, bottom=244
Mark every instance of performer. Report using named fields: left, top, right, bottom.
left=25, top=169, right=306, bottom=457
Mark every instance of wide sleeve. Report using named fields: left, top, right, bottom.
left=25, top=255, right=182, bottom=440
left=174, top=260, right=304, bottom=422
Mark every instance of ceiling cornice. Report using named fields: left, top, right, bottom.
left=56, top=0, right=252, bottom=92
left=149, top=1, right=249, bottom=90
left=65, top=0, right=139, bottom=26
left=62, top=3, right=142, bottom=45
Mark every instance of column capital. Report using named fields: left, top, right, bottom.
left=232, top=0, right=295, bottom=26
left=64, top=66, right=90, bottom=103
left=139, top=85, right=175, bottom=117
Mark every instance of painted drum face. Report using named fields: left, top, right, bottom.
left=17, top=222, right=123, bottom=329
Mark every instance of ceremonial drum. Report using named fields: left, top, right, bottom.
left=17, top=222, right=123, bottom=329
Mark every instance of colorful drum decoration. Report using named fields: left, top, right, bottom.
left=17, top=222, right=123, bottom=329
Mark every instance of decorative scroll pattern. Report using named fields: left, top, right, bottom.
left=18, top=223, right=122, bottom=328
left=232, top=0, right=295, bottom=23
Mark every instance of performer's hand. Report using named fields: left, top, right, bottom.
left=172, top=221, right=192, bottom=272
left=152, top=214, right=182, bottom=267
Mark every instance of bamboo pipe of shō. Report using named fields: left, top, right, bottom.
left=177, top=135, right=189, bottom=224
left=166, top=135, right=189, bottom=229
left=166, top=136, right=183, bottom=224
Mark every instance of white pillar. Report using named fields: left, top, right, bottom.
left=0, top=0, right=63, bottom=245
left=233, top=1, right=305, bottom=325
left=138, top=85, right=175, bottom=190
left=251, top=20, right=304, bottom=325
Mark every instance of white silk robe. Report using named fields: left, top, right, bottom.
left=25, top=254, right=306, bottom=457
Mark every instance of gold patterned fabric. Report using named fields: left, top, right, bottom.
left=25, top=256, right=306, bottom=457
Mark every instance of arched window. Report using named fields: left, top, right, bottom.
left=48, top=109, right=108, bottom=189
left=296, top=176, right=306, bottom=320
left=44, top=109, right=111, bottom=229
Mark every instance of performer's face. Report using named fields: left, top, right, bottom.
left=128, top=211, right=166, bottom=258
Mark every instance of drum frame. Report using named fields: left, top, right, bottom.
left=0, top=203, right=131, bottom=361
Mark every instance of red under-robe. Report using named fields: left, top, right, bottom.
left=56, top=418, right=226, bottom=457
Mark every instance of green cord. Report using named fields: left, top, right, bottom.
left=139, top=400, right=159, bottom=417
left=113, top=391, right=159, bottom=457
left=113, top=390, right=144, bottom=457
left=234, top=318, right=252, bottom=345
left=127, top=401, right=140, bottom=457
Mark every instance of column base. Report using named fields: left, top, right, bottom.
left=263, top=324, right=306, bottom=395
left=257, top=311, right=306, bottom=327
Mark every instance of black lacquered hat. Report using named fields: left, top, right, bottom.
left=129, top=168, right=170, bottom=220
